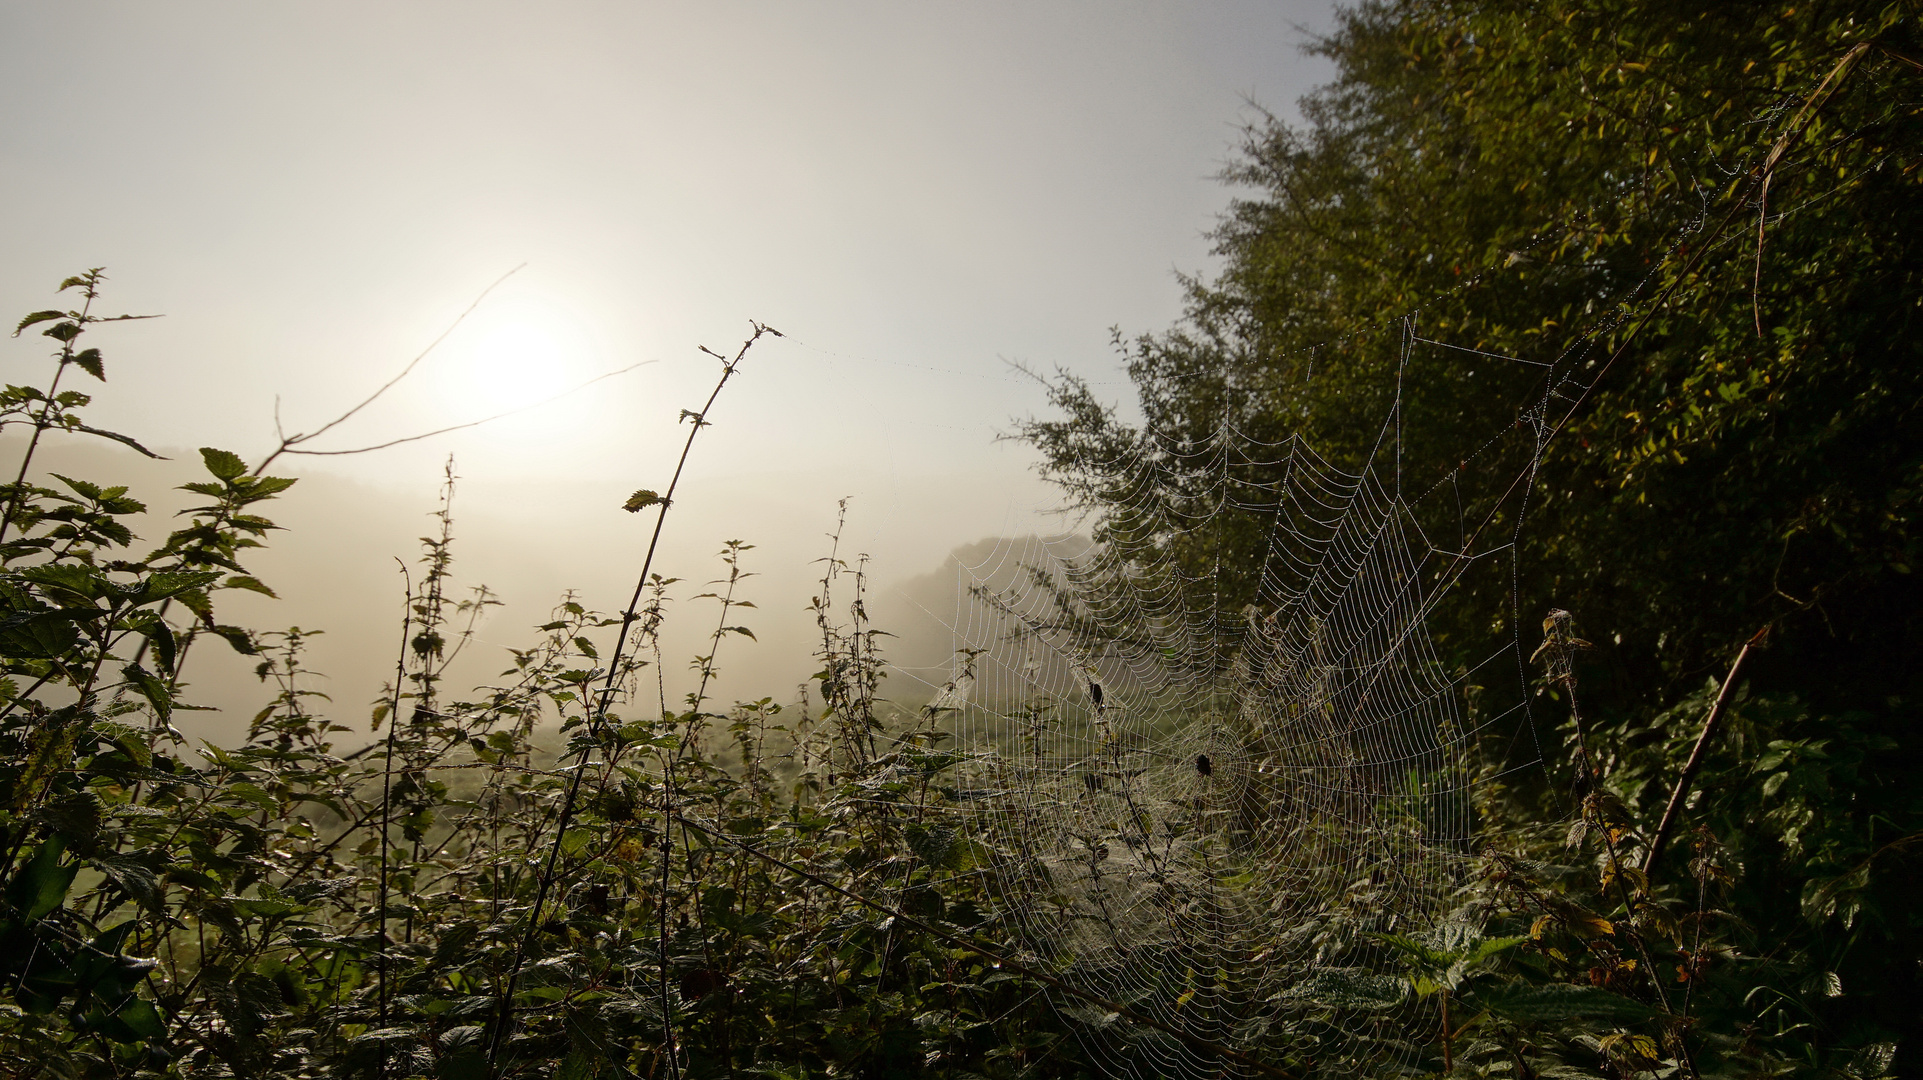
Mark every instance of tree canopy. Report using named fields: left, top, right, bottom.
left=1023, top=0, right=1923, bottom=1065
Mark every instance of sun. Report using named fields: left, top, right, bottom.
left=461, top=320, right=564, bottom=412
left=435, top=295, right=590, bottom=419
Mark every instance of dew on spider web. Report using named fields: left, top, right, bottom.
left=898, top=337, right=1553, bottom=1078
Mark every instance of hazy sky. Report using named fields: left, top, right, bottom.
left=0, top=2, right=1336, bottom=729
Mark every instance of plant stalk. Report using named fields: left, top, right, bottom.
left=1643, top=628, right=1767, bottom=876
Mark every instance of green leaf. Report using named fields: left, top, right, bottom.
left=13, top=310, right=67, bottom=335
left=133, top=570, right=223, bottom=606
left=112, top=997, right=166, bottom=1040
left=198, top=447, right=249, bottom=482
left=1462, top=935, right=1528, bottom=965
left=71, top=348, right=104, bottom=381
left=1371, top=931, right=1455, bottom=969
left=211, top=624, right=258, bottom=655
left=1285, top=967, right=1409, bottom=1010
left=1471, top=983, right=1666, bottom=1022
left=0, top=609, right=89, bottom=659
left=245, top=474, right=298, bottom=497
left=146, top=621, right=177, bottom=675
left=16, top=562, right=110, bottom=601
left=222, top=575, right=278, bottom=599
left=122, top=663, right=173, bottom=722
left=623, top=489, right=668, bottom=513
left=7, top=838, right=78, bottom=922
left=91, top=854, right=161, bottom=908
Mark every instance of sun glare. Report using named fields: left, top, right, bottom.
left=434, top=294, right=592, bottom=420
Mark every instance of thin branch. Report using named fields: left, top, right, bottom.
left=276, top=360, right=658, bottom=457
left=253, top=264, right=523, bottom=473
left=485, top=321, right=780, bottom=1075
left=1643, top=626, right=1769, bottom=876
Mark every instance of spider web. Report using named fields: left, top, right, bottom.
left=877, top=275, right=1661, bottom=1076
left=924, top=415, right=1520, bottom=1078
left=881, top=103, right=1775, bottom=1065
left=862, top=51, right=1860, bottom=1064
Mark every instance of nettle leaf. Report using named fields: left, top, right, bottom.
left=171, top=587, right=213, bottom=623
left=13, top=310, right=68, bottom=335
left=1371, top=932, right=1456, bottom=969
left=146, top=621, right=177, bottom=675
left=15, top=562, right=111, bottom=602
left=134, top=570, right=223, bottom=606
left=623, top=489, right=668, bottom=513
left=198, top=447, right=249, bottom=482
left=222, top=575, right=278, bottom=599
left=7, top=837, right=78, bottom=922
left=212, top=624, right=258, bottom=655
left=122, top=663, right=173, bottom=722
left=244, top=474, right=297, bottom=497
left=47, top=474, right=100, bottom=502
left=1471, top=983, right=1665, bottom=1022
left=108, top=996, right=167, bottom=1040
left=71, top=349, right=104, bottom=381
left=90, top=853, right=162, bottom=908
left=1285, top=968, right=1409, bottom=1011
left=0, top=608, right=97, bottom=659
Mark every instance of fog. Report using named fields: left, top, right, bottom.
left=0, top=1, right=1336, bottom=747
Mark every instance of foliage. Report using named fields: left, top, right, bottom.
left=0, top=279, right=1094, bottom=1079
left=1017, top=0, right=1922, bottom=1074
left=2, top=5, right=1919, bottom=1076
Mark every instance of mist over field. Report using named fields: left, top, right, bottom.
left=12, top=437, right=1091, bottom=751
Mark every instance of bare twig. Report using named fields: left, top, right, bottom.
left=254, top=266, right=523, bottom=473
left=1643, top=626, right=1770, bottom=876
left=276, top=360, right=657, bottom=458
left=376, top=558, right=413, bottom=1027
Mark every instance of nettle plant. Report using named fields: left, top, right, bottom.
left=0, top=271, right=302, bottom=1062
left=0, top=274, right=1074, bottom=1080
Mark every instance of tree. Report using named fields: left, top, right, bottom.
left=1021, top=0, right=1923, bottom=1066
